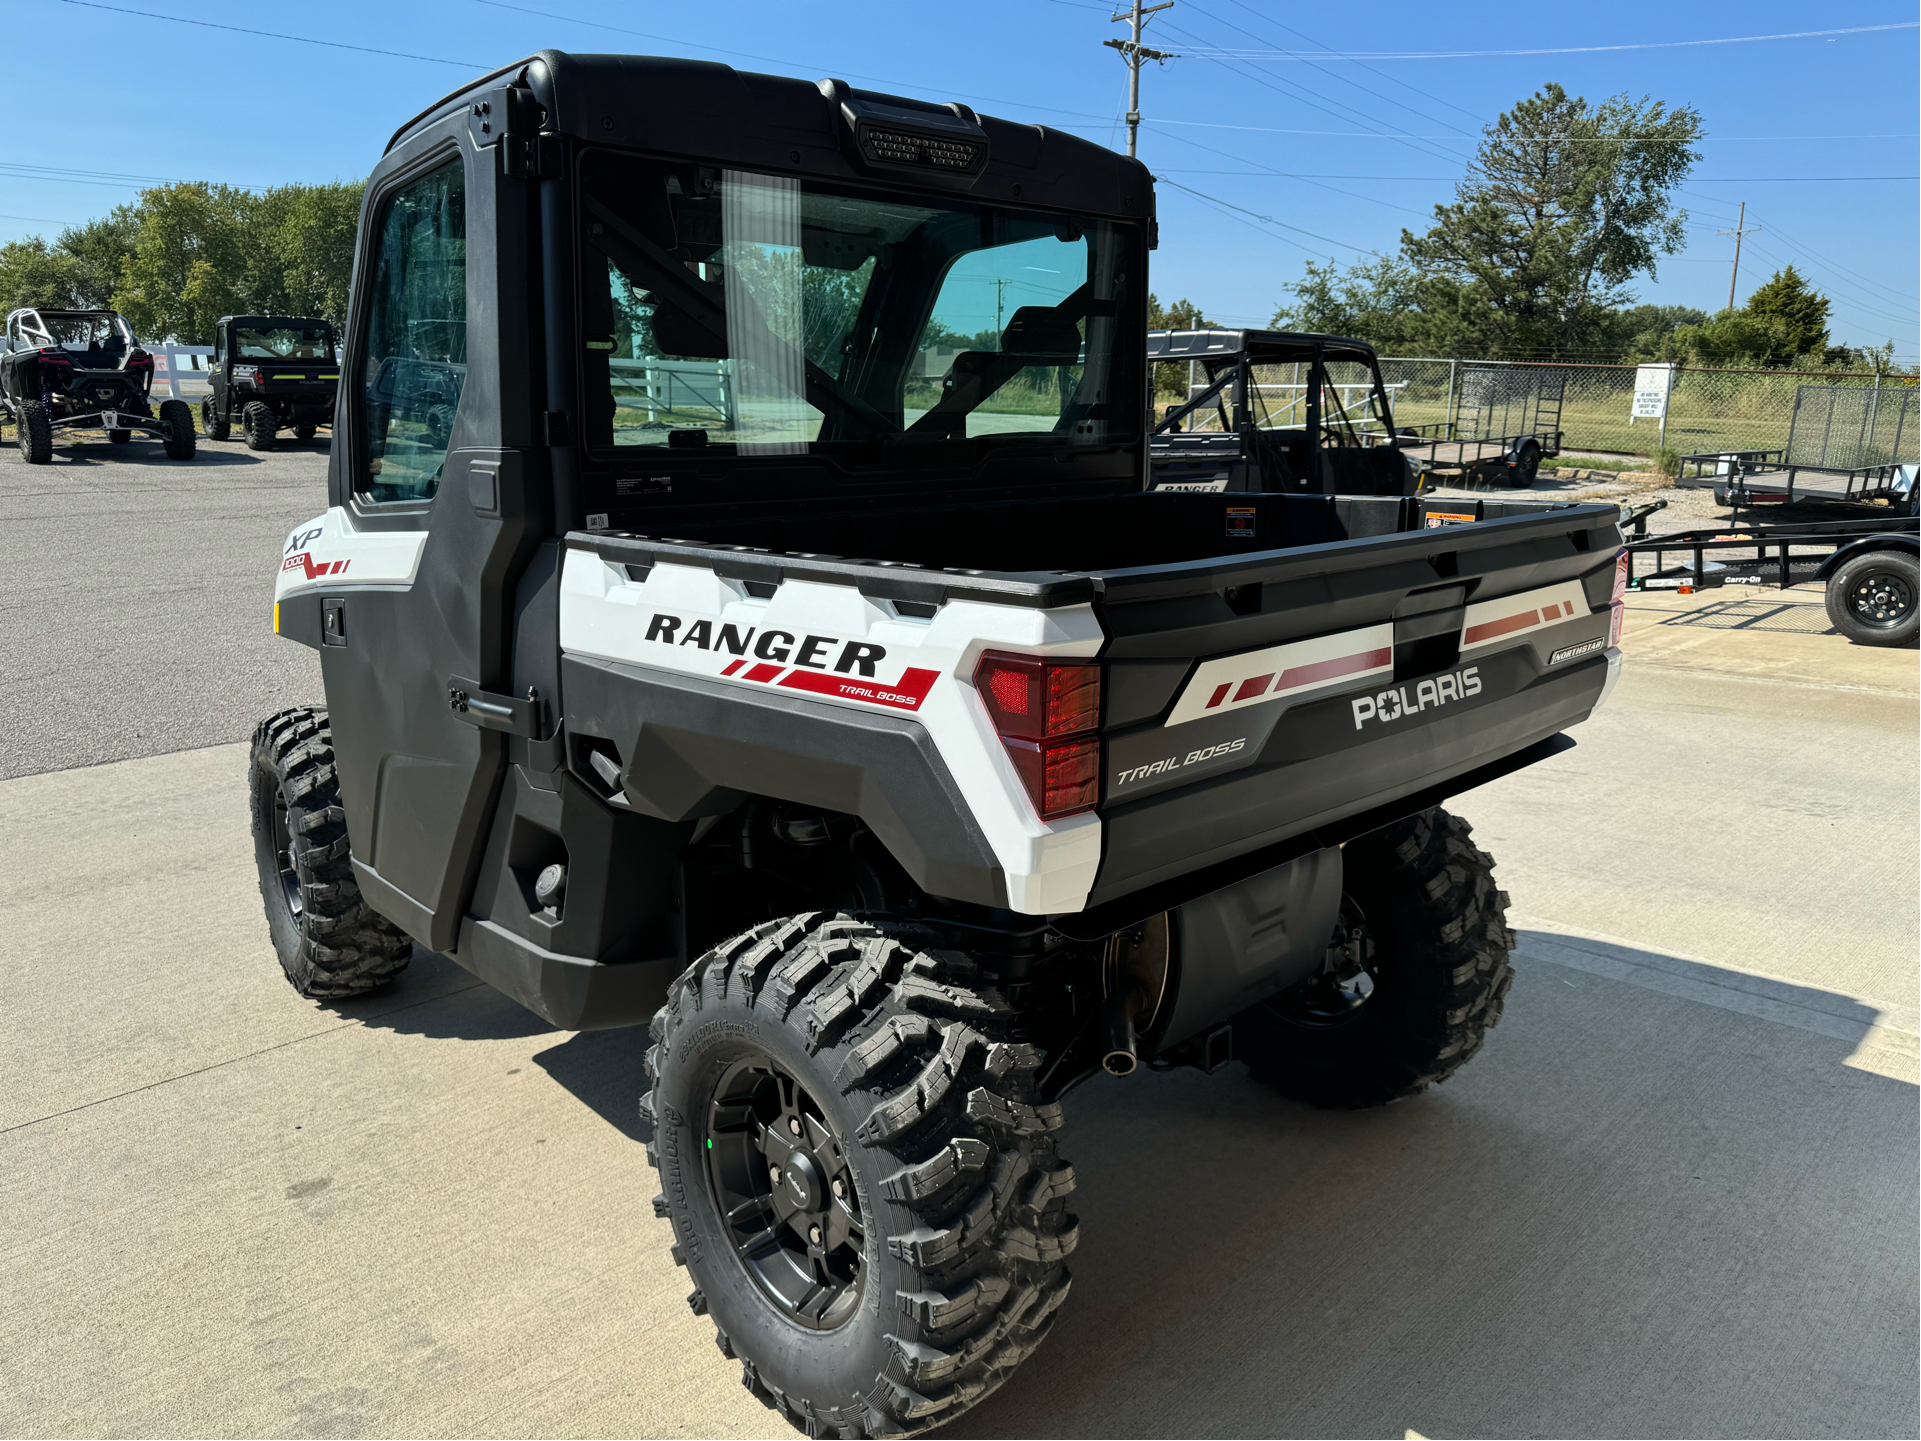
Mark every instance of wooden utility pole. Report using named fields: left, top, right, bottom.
left=1104, top=0, right=1175, bottom=159
left=1718, top=201, right=1761, bottom=311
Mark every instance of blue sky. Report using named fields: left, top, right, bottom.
left=6, top=0, right=1915, bottom=357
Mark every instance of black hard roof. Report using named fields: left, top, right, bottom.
left=219, top=315, right=333, bottom=328
left=384, top=50, right=1153, bottom=223
left=1147, top=327, right=1381, bottom=366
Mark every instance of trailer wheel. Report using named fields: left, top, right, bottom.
left=1512, top=439, right=1542, bottom=487
left=159, top=399, right=196, bottom=460
left=1825, top=551, right=1918, bottom=647
left=643, top=913, right=1076, bottom=1438
left=249, top=707, right=413, bottom=997
left=243, top=401, right=277, bottom=451
left=201, top=398, right=230, bottom=441
left=1234, top=807, right=1515, bottom=1109
left=13, top=399, right=53, bottom=464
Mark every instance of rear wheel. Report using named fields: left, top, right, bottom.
left=159, top=398, right=196, bottom=460
left=249, top=707, right=412, bottom=997
left=1511, top=439, right=1542, bottom=487
left=201, top=397, right=230, bottom=441
left=13, top=399, right=52, bottom=464
left=1825, top=550, right=1918, bottom=647
left=1235, top=807, right=1515, bottom=1108
left=243, top=401, right=277, bottom=451
left=644, top=913, right=1076, bottom=1437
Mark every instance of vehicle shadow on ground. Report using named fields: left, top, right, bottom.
left=933, top=936, right=1917, bottom=1440
left=44, top=444, right=267, bottom=468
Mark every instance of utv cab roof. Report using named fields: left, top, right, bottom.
left=1148, top=328, right=1382, bottom=368
left=384, top=50, right=1152, bottom=223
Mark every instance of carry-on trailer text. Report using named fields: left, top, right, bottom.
left=249, top=51, right=1628, bottom=1438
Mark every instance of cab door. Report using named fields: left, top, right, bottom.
left=318, top=107, right=547, bottom=952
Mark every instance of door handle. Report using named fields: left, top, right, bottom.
left=448, top=678, right=547, bottom=739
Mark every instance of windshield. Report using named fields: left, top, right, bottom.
left=235, top=324, right=334, bottom=360
left=577, top=152, right=1141, bottom=459
left=17, top=311, right=134, bottom=353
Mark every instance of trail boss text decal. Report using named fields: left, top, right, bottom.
left=642, top=611, right=940, bottom=712
left=1352, top=667, right=1480, bottom=730
left=1115, top=736, right=1246, bottom=789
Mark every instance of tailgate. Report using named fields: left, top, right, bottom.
left=1087, top=494, right=1622, bottom=905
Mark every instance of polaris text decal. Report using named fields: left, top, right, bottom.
left=641, top=610, right=940, bottom=713
left=1351, top=667, right=1480, bottom=730
left=1114, top=736, right=1247, bottom=788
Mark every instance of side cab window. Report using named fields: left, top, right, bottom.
left=357, top=158, right=468, bottom=505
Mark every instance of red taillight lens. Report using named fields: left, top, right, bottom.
left=975, top=652, right=1101, bottom=739
left=1608, top=549, right=1629, bottom=648
left=37, top=348, right=71, bottom=366
left=126, top=350, right=152, bottom=370
left=974, top=651, right=1103, bottom=819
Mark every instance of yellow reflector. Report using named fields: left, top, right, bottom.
left=273, top=602, right=281, bottom=633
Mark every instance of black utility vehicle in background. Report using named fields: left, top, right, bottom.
left=1, top=307, right=195, bottom=463
left=1148, top=328, right=1415, bottom=495
left=201, top=315, right=339, bottom=449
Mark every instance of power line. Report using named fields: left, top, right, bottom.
left=56, top=0, right=485, bottom=67
left=1218, top=0, right=1483, bottom=124
left=1152, top=176, right=1375, bottom=253
left=1167, top=21, right=1918, bottom=60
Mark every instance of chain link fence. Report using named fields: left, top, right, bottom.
left=1377, top=357, right=1919, bottom=463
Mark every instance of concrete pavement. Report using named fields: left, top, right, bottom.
left=1, top=451, right=1914, bottom=1437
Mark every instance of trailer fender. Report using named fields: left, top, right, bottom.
left=1813, top=534, right=1919, bottom=582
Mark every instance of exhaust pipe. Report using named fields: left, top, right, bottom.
left=1099, top=985, right=1141, bottom=1076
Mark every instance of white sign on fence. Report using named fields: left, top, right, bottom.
left=1631, top=363, right=1675, bottom=420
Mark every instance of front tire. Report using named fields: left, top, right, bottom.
left=14, top=398, right=52, bottom=464
left=159, top=398, right=196, bottom=460
left=1825, top=550, right=1918, bottom=646
left=643, top=914, right=1076, bottom=1437
left=1235, top=807, right=1515, bottom=1108
left=243, top=400, right=277, bottom=451
left=201, top=397, right=230, bottom=441
left=249, top=707, right=412, bottom=997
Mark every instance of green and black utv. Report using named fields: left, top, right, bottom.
left=201, top=315, right=339, bottom=450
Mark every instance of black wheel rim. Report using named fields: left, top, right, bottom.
left=1845, top=567, right=1915, bottom=630
left=705, top=1056, right=865, bottom=1330
left=1264, top=894, right=1377, bottom=1029
left=271, top=789, right=303, bottom=922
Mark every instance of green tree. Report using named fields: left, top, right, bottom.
left=112, top=182, right=253, bottom=342
left=1742, top=266, right=1830, bottom=359
left=0, top=205, right=140, bottom=313
left=1147, top=293, right=1211, bottom=329
left=1270, top=253, right=1422, bottom=349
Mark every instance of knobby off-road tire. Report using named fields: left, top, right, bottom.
left=249, top=707, right=412, bottom=998
left=1236, top=807, right=1516, bottom=1109
left=643, top=913, right=1077, bottom=1438
left=14, top=399, right=52, bottom=464
left=1824, top=550, right=1918, bottom=647
left=201, top=397, right=231, bottom=441
left=243, top=400, right=277, bottom=451
left=159, top=398, right=196, bottom=460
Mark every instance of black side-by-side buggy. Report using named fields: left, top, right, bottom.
left=1, top=308, right=196, bottom=463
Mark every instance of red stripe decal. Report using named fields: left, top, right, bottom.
left=1464, top=609, right=1539, bottom=645
left=1232, top=673, right=1274, bottom=702
left=720, top=658, right=745, bottom=677
left=742, top=662, right=784, bottom=683
left=1274, top=647, right=1392, bottom=691
left=1205, top=682, right=1232, bottom=709
left=776, top=666, right=941, bottom=712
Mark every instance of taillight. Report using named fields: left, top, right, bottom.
left=974, top=651, right=1102, bottom=820
left=126, top=349, right=152, bottom=370
left=37, top=347, right=71, bottom=366
left=1609, top=549, right=1629, bottom=647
